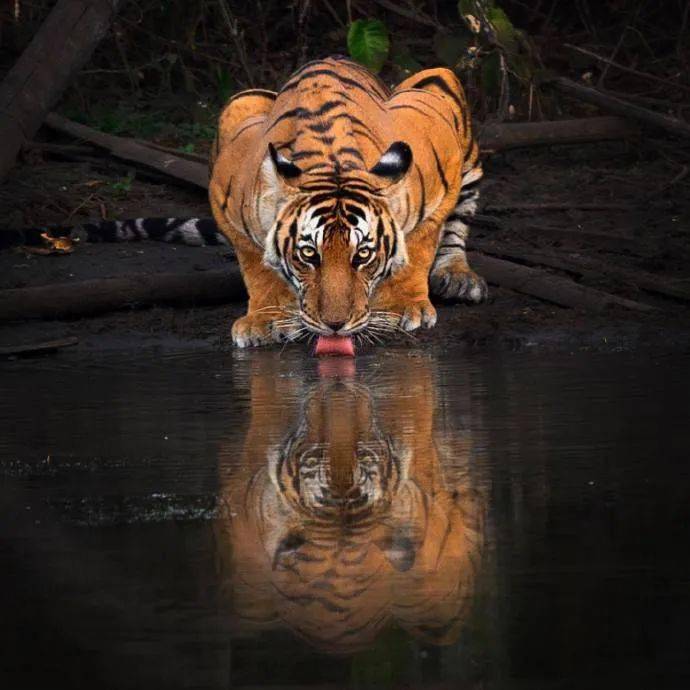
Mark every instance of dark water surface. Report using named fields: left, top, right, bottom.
left=1, top=347, right=689, bottom=689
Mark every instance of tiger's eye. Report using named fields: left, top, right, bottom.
left=356, top=247, right=372, bottom=261
left=299, top=246, right=317, bottom=262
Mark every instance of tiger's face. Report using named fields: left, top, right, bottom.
left=261, top=142, right=413, bottom=337
left=271, top=379, right=401, bottom=522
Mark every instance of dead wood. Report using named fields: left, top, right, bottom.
left=0, top=337, right=79, bottom=357
left=470, top=240, right=690, bottom=303
left=0, top=268, right=246, bottom=322
left=135, top=140, right=209, bottom=165
left=25, top=142, right=98, bottom=158
left=0, top=0, right=122, bottom=181
left=478, top=116, right=638, bottom=152
left=551, top=78, right=690, bottom=140
left=43, top=113, right=209, bottom=189
left=467, top=251, right=656, bottom=312
left=563, top=44, right=690, bottom=95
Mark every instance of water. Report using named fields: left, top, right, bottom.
left=1, top=347, right=689, bottom=689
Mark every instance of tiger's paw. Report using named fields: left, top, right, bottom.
left=430, top=259, right=488, bottom=303
left=232, top=312, right=284, bottom=348
left=394, top=299, right=438, bottom=332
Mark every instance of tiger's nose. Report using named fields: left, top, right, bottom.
left=325, top=320, right=346, bottom=333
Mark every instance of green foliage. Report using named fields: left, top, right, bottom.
left=481, top=50, right=502, bottom=96
left=175, top=121, right=216, bottom=142
left=64, top=106, right=163, bottom=139
left=215, top=67, right=234, bottom=105
left=110, top=173, right=135, bottom=197
left=347, top=19, right=390, bottom=73
left=488, top=5, right=519, bottom=55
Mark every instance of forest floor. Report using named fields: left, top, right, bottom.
left=1, top=133, right=690, bottom=356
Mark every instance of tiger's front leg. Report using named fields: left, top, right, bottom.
left=231, top=238, right=299, bottom=347
left=371, top=218, right=440, bottom=332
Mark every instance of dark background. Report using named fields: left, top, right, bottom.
left=2, top=1, right=689, bottom=147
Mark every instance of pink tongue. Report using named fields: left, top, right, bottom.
left=314, top=335, right=355, bottom=357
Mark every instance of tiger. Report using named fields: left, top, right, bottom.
left=209, top=55, right=487, bottom=348
left=216, top=352, right=485, bottom=655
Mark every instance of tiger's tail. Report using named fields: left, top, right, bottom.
left=0, top=217, right=227, bottom=251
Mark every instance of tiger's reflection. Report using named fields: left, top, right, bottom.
left=217, top=353, right=485, bottom=655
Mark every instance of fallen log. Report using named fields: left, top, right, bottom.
left=467, top=252, right=656, bottom=312
left=0, top=336, right=79, bottom=357
left=0, top=268, right=246, bottom=322
left=470, top=240, right=690, bottom=303
left=479, top=116, right=638, bottom=152
left=0, top=0, right=122, bottom=181
left=44, top=113, right=209, bottom=189
left=551, top=78, right=690, bottom=140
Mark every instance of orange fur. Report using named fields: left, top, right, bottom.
left=209, top=56, right=486, bottom=347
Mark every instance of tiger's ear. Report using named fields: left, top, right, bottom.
left=268, top=143, right=302, bottom=179
left=259, top=144, right=301, bottom=233
left=369, top=141, right=413, bottom=183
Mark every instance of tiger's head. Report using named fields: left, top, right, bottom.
left=260, top=142, right=414, bottom=336
left=269, top=378, right=404, bottom=527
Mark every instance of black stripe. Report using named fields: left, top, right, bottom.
left=229, top=119, right=262, bottom=142
left=306, top=120, right=333, bottom=134
left=409, top=74, right=464, bottom=112
left=197, top=219, right=225, bottom=245
left=281, top=68, right=385, bottom=99
left=305, top=99, right=345, bottom=118
left=402, top=191, right=411, bottom=230
left=290, top=149, right=321, bottom=161
left=345, top=203, right=365, bottom=219
left=390, top=103, right=431, bottom=119
left=337, top=147, right=364, bottom=161
left=390, top=100, right=455, bottom=132
left=338, top=88, right=385, bottom=117
left=415, top=164, right=426, bottom=227
left=266, top=107, right=309, bottom=133
left=431, top=145, right=449, bottom=193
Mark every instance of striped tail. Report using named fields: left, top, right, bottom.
left=0, top=217, right=228, bottom=251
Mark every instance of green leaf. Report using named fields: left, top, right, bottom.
left=488, top=6, right=518, bottom=55
left=481, top=50, right=501, bottom=98
left=347, top=19, right=390, bottom=73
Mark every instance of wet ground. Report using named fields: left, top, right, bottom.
left=2, top=346, right=689, bottom=689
